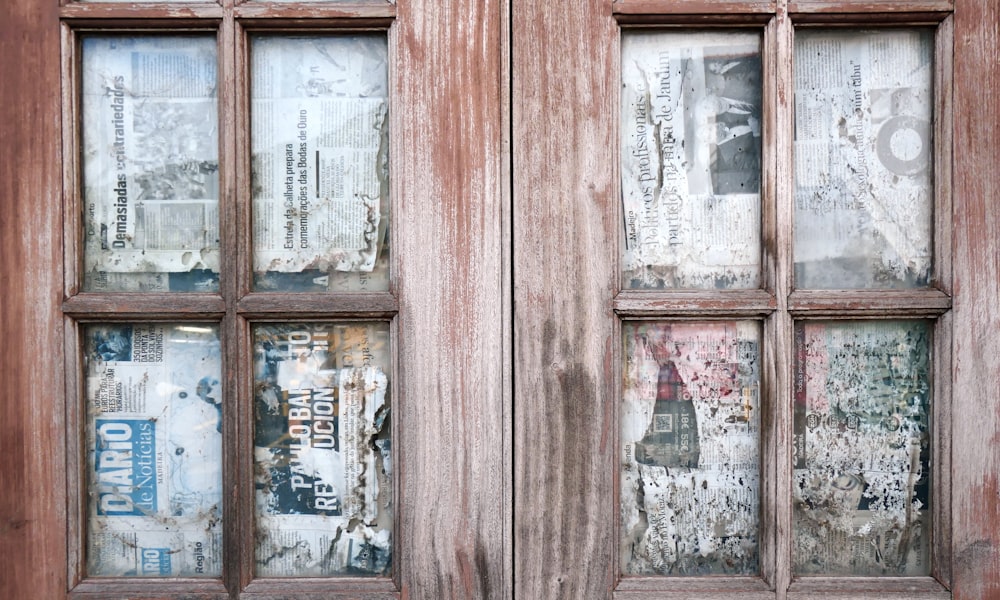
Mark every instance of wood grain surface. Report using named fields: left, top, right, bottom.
left=2, top=0, right=999, bottom=597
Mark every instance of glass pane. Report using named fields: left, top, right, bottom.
left=85, top=323, right=222, bottom=577
left=794, top=29, right=934, bottom=289
left=621, top=321, right=760, bottom=575
left=251, top=36, right=389, bottom=292
left=81, top=36, right=220, bottom=292
left=253, top=322, right=392, bottom=576
left=793, top=320, right=931, bottom=575
left=621, top=31, right=762, bottom=290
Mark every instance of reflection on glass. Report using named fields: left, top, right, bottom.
left=251, top=36, right=389, bottom=292
left=794, top=30, right=934, bottom=289
left=621, top=31, right=762, bottom=290
left=253, top=322, right=392, bottom=576
left=621, top=321, right=760, bottom=575
left=81, top=36, right=220, bottom=292
left=85, top=323, right=222, bottom=577
left=793, top=320, right=931, bottom=575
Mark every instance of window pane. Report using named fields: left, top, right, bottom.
left=621, top=31, right=763, bottom=290
left=81, top=36, right=220, bottom=292
left=253, top=322, right=392, bottom=576
left=621, top=321, right=760, bottom=575
left=793, top=320, right=931, bottom=575
left=85, top=323, right=223, bottom=577
left=794, top=29, right=934, bottom=289
left=251, top=36, right=390, bottom=292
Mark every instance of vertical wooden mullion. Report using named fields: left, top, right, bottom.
left=217, top=4, right=243, bottom=597
left=62, top=22, right=82, bottom=300
left=64, top=316, right=86, bottom=588
left=60, top=22, right=84, bottom=588
left=931, top=15, right=954, bottom=589
left=950, top=0, right=1000, bottom=594
left=228, top=13, right=255, bottom=596
left=932, top=16, right=953, bottom=296
left=759, top=15, right=779, bottom=593
left=771, top=2, right=794, bottom=598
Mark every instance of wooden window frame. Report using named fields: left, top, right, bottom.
left=59, top=5, right=403, bottom=598
left=610, top=5, right=953, bottom=596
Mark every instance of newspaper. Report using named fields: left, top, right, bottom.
left=621, top=32, right=762, bottom=290
left=85, top=324, right=223, bottom=577
left=81, top=36, right=220, bottom=292
left=254, top=323, right=392, bottom=576
left=793, top=321, right=931, bottom=575
left=794, top=30, right=934, bottom=289
left=251, top=36, right=389, bottom=292
left=621, top=321, right=760, bottom=575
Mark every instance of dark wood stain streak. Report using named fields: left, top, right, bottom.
left=513, top=0, right=617, bottom=595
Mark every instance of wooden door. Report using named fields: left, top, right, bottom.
left=2, top=0, right=1000, bottom=598
left=0, top=0, right=509, bottom=598
left=512, top=0, right=1000, bottom=599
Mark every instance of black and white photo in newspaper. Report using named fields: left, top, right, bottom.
left=621, top=32, right=762, bottom=290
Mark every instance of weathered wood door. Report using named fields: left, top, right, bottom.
left=511, top=0, right=1000, bottom=599
left=2, top=0, right=1000, bottom=598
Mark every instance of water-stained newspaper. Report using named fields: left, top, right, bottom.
left=621, top=321, right=760, bottom=575
left=793, top=321, right=931, bottom=575
left=81, top=37, right=220, bottom=292
left=251, top=36, right=389, bottom=292
left=621, top=32, right=762, bottom=290
left=85, top=324, right=223, bottom=577
left=254, top=323, right=392, bottom=576
left=794, top=30, right=933, bottom=289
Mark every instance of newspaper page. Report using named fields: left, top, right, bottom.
left=793, top=320, right=931, bottom=575
left=251, top=36, right=389, bottom=293
left=85, top=324, right=223, bottom=577
left=794, top=29, right=934, bottom=289
left=621, top=321, right=760, bottom=575
left=81, top=36, right=220, bottom=293
left=621, top=32, right=762, bottom=290
left=254, top=323, right=392, bottom=576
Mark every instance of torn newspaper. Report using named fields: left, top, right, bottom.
left=81, top=36, right=220, bottom=292
left=621, top=32, right=762, bottom=289
left=254, top=323, right=392, bottom=576
left=794, top=29, right=934, bottom=288
left=793, top=320, right=931, bottom=575
left=621, top=321, right=760, bottom=575
left=251, top=36, right=389, bottom=292
left=85, top=324, right=223, bottom=577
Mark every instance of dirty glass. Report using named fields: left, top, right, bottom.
left=621, top=31, right=763, bottom=290
left=621, top=321, right=761, bottom=575
left=253, top=322, right=392, bottom=576
left=793, top=320, right=931, bottom=575
left=85, top=323, right=222, bottom=577
left=794, top=29, right=934, bottom=289
left=251, top=36, right=390, bottom=292
left=81, top=36, right=220, bottom=292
